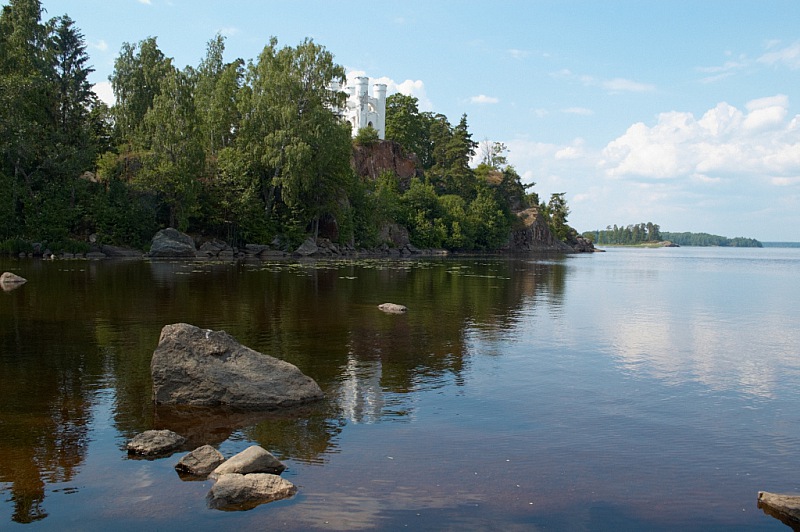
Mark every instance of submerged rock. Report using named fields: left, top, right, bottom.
left=378, top=303, right=407, bottom=314
left=758, top=491, right=800, bottom=528
left=151, top=323, right=324, bottom=408
left=175, top=445, right=225, bottom=478
left=127, top=429, right=186, bottom=457
left=0, top=272, right=27, bottom=291
left=209, top=445, right=286, bottom=480
left=207, top=473, right=297, bottom=510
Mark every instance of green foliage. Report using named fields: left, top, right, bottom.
left=466, top=183, right=512, bottom=250
left=354, top=125, right=380, bottom=147
left=0, top=5, right=563, bottom=254
left=545, top=193, right=570, bottom=242
left=110, top=37, right=173, bottom=144
left=660, top=232, right=762, bottom=247
left=585, top=222, right=663, bottom=245
left=0, top=238, right=33, bottom=255
left=587, top=225, right=761, bottom=247
left=384, top=93, right=433, bottom=167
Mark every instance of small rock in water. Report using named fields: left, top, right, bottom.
left=175, top=444, right=225, bottom=478
left=207, top=473, right=297, bottom=510
left=0, top=272, right=27, bottom=291
left=209, top=445, right=286, bottom=479
left=127, top=429, right=186, bottom=457
left=378, top=303, right=407, bottom=314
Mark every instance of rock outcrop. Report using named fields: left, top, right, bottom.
left=758, top=491, right=800, bottom=528
left=127, top=429, right=187, bottom=456
left=207, top=473, right=297, bottom=510
left=149, top=228, right=197, bottom=258
left=506, top=208, right=574, bottom=253
left=351, top=140, right=420, bottom=190
left=209, top=445, right=286, bottom=479
left=151, top=323, right=324, bottom=408
left=175, top=445, right=226, bottom=478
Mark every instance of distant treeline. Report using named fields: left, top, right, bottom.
left=660, top=232, right=762, bottom=247
left=759, top=242, right=799, bottom=248
left=583, top=223, right=762, bottom=247
left=582, top=223, right=662, bottom=245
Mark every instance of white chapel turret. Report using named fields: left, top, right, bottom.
left=340, top=76, right=387, bottom=139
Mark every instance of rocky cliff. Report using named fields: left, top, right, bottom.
left=351, top=140, right=420, bottom=190
left=505, top=208, right=574, bottom=252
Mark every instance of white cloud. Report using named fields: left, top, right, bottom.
left=493, top=95, right=800, bottom=239
left=138, top=0, right=152, bottom=4
left=551, top=69, right=655, bottom=93
left=599, top=95, right=800, bottom=182
left=696, top=57, right=748, bottom=84
left=91, top=40, right=109, bottom=52
left=507, top=49, right=530, bottom=59
left=346, top=70, right=433, bottom=111
left=562, top=107, right=594, bottom=116
left=602, top=77, right=656, bottom=93
left=758, top=41, right=800, bottom=69
left=470, top=94, right=499, bottom=105
left=219, top=26, right=240, bottom=37
left=93, top=81, right=115, bottom=106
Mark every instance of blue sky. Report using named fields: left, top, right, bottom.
left=31, top=0, right=800, bottom=241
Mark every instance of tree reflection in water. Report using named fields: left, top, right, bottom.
left=0, top=256, right=566, bottom=524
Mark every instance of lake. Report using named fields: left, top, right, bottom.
left=1, top=247, right=799, bottom=530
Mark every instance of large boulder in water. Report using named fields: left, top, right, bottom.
left=151, top=323, right=324, bottom=408
left=149, top=228, right=196, bottom=258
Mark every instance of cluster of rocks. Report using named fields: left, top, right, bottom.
left=148, top=227, right=442, bottom=260
left=127, top=430, right=295, bottom=510
left=12, top=238, right=144, bottom=260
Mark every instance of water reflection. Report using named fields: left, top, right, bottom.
left=587, top=249, right=800, bottom=400
left=0, top=278, right=102, bottom=523
left=0, top=256, right=566, bottom=524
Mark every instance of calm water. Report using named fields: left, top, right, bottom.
left=1, top=248, right=799, bottom=530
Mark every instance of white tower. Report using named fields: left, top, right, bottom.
left=342, top=77, right=387, bottom=140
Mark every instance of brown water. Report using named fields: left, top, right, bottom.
left=1, top=249, right=799, bottom=530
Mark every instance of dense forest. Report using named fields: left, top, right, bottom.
left=583, top=224, right=762, bottom=247
left=0, top=0, right=576, bottom=255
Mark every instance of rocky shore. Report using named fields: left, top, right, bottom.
left=6, top=223, right=592, bottom=261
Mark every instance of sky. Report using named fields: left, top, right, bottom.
left=24, top=0, right=800, bottom=241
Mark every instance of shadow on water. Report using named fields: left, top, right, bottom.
left=0, top=256, right=567, bottom=524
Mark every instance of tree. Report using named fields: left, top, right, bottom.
left=479, top=139, right=508, bottom=169
left=110, top=37, right=173, bottom=144
left=47, top=15, right=99, bottom=178
left=194, top=34, right=242, bottom=157
left=236, top=37, right=351, bottom=241
left=384, top=93, right=433, bottom=167
left=547, top=192, right=570, bottom=242
left=428, top=113, right=477, bottom=197
left=136, top=68, right=204, bottom=230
